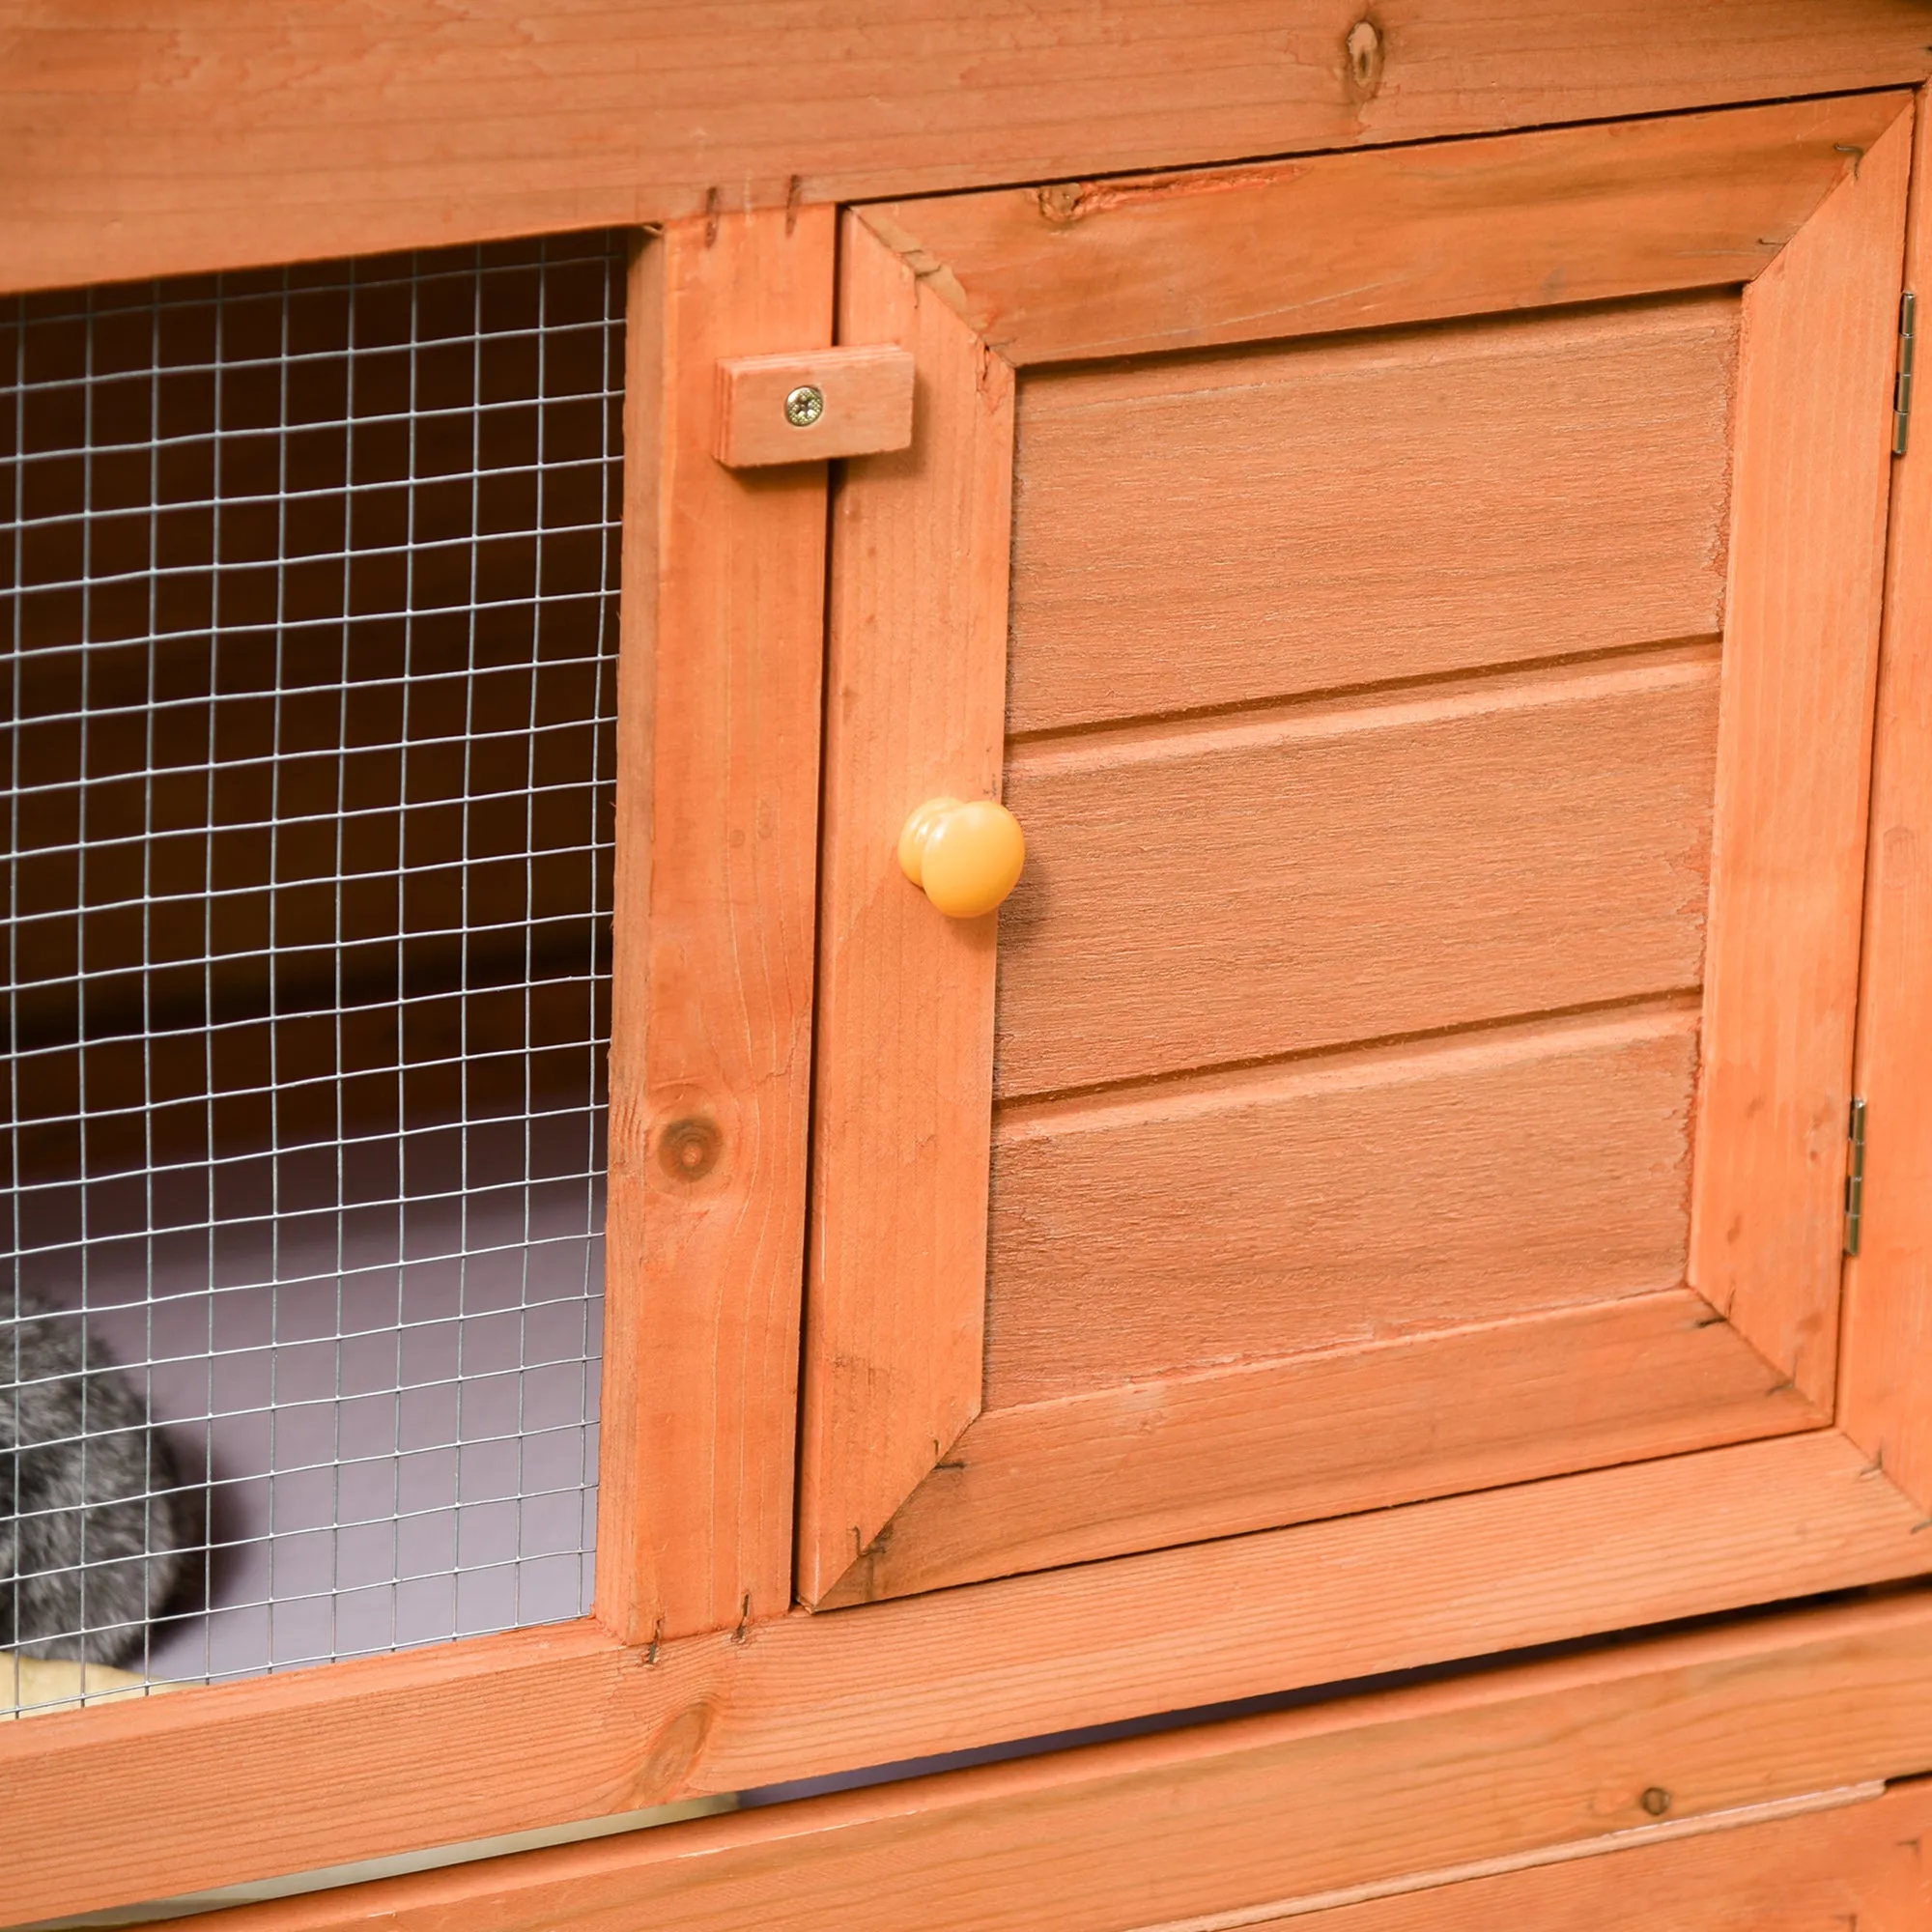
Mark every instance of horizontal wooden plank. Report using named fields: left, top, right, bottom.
left=996, top=649, right=1719, bottom=1099
left=1009, top=296, right=1735, bottom=733
left=1241, top=1786, right=1929, bottom=1932
left=9, top=1430, right=1931, bottom=1922
left=7, top=7, right=1930, bottom=295
left=988, top=1005, right=1698, bottom=1405
left=144, top=1594, right=1932, bottom=1932
left=858, top=93, right=1908, bottom=367
left=825, top=1291, right=1817, bottom=1605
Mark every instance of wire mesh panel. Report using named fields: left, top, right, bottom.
left=1, top=233, right=627, bottom=1704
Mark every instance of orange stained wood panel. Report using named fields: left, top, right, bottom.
left=1223, top=1786, right=1932, bottom=1932
left=12, top=1430, right=1932, bottom=1924
left=986, top=1003, right=1700, bottom=1404
left=856, top=93, right=1909, bottom=368
left=8, top=8, right=1931, bottom=293
left=1841, top=89, right=1932, bottom=1514
left=135, top=1593, right=1932, bottom=1932
left=994, top=647, right=1719, bottom=1099
left=1008, top=295, right=1736, bottom=733
left=798, top=213, right=1016, bottom=1606
left=596, top=206, right=834, bottom=1648
left=823, top=1289, right=1815, bottom=1606
left=1689, top=98, right=1912, bottom=1406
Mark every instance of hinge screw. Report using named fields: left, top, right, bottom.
left=784, top=384, right=825, bottom=428
left=1846, top=1096, right=1868, bottom=1257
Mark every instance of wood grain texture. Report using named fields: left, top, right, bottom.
left=165, top=1786, right=1932, bottom=1932
left=713, top=345, right=914, bottom=469
left=596, top=207, right=832, bottom=1647
left=133, top=1596, right=1932, bottom=1932
left=996, top=649, right=1719, bottom=1099
left=11, top=1431, right=1932, bottom=1923
left=824, top=1291, right=1818, bottom=1606
left=1184, top=1785, right=1932, bottom=1932
left=1841, top=95, right=1932, bottom=1517
left=797, top=214, right=1014, bottom=1606
left=987, top=1005, right=1700, bottom=1404
left=858, top=94, right=1909, bottom=368
left=1689, top=100, right=1913, bottom=1406
left=7, top=6, right=1932, bottom=295
left=1009, top=297, right=1735, bottom=733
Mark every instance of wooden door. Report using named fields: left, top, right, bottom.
left=800, top=96, right=1915, bottom=1607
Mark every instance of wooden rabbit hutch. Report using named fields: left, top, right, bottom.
left=8, top=4, right=1932, bottom=1928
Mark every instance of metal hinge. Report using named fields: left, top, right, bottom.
left=1894, top=292, right=1917, bottom=456
left=1845, top=1097, right=1868, bottom=1258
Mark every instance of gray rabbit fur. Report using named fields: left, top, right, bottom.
left=3, top=1284, right=193, bottom=1664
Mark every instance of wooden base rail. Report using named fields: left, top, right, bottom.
left=150, top=1588, right=1932, bottom=1932
left=7, top=1432, right=1932, bottom=1925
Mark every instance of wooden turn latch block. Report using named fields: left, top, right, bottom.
left=714, top=345, right=915, bottom=468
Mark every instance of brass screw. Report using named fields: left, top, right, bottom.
left=784, top=384, right=825, bottom=428
left=1640, top=1786, right=1672, bottom=1817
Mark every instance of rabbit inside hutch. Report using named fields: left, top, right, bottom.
left=3, top=232, right=627, bottom=1705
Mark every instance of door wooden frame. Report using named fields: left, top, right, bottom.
left=800, top=93, right=1916, bottom=1607
left=8, top=70, right=1932, bottom=1932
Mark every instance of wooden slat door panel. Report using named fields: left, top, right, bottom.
left=1007, top=296, right=1736, bottom=733
left=801, top=94, right=1914, bottom=1608
left=988, top=1004, right=1703, bottom=1401
left=996, top=648, right=1719, bottom=1096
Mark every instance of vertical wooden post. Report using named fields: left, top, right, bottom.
left=596, top=205, right=836, bottom=1646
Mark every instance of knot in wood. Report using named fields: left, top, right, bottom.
left=1640, top=1786, right=1672, bottom=1817
left=1347, top=18, right=1384, bottom=99
left=659, top=1116, right=723, bottom=1183
left=1037, top=182, right=1086, bottom=225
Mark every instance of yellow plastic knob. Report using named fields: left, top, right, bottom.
left=897, top=796, right=1026, bottom=919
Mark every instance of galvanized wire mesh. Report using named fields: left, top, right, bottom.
left=1, top=232, right=626, bottom=1707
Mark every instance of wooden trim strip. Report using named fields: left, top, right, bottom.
left=818, top=1291, right=1818, bottom=1605
left=595, top=208, right=836, bottom=1647
left=855, top=94, right=1911, bottom=368
left=1841, top=86, right=1932, bottom=1512
left=9, top=1429, right=1931, bottom=1923
left=7, top=6, right=1932, bottom=295
left=140, top=1593, right=1932, bottom=1932
left=797, top=213, right=1016, bottom=1605
left=1689, top=100, right=1913, bottom=1404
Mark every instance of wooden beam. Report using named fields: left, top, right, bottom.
left=856, top=94, right=1908, bottom=368
left=1690, top=101, right=1912, bottom=1401
left=797, top=213, right=1015, bottom=1605
left=141, top=1595, right=1932, bottom=1932
left=820, top=1292, right=1818, bottom=1606
left=4, top=3, right=1932, bottom=294
left=596, top=206, right=833, bottom=1647
left=1841, top=81, right=1932, bottom=1515
left=8, top=1430, right=1932, bottom=1923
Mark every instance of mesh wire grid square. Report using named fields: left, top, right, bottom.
left=1, top=232, right=627, bottom=1710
